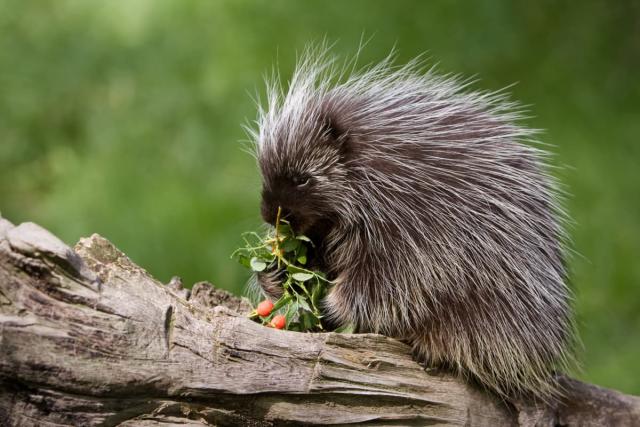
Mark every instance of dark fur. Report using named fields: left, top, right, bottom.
left=250, top=50, right=574, bottom=400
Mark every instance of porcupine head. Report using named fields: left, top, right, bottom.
left=249, top=47, right=575, bottom=402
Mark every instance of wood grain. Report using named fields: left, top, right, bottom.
left=0, top=216, right=638, bottom=426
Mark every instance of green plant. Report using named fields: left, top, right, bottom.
left=232, top=207, right=330, bottom=331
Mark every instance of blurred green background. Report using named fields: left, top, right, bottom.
left=1, top=1, right=638, bottom=394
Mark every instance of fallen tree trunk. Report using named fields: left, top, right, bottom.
left=0, top=217, right=638, bottom=426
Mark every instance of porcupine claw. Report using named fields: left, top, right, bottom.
left=256, top=268, right=285, bottom=300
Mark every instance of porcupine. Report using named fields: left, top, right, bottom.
left=248, top=49, right=574, bottom=401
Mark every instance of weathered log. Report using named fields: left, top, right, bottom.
left=0, top=216, right=638, bottom=426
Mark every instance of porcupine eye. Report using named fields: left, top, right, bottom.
left=292, top=175, right=310, bottom=188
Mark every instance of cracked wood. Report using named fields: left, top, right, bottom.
left=0, top=216, right=639, bottom=426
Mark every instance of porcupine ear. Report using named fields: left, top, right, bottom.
left=320, top=111, right=351, bottom=158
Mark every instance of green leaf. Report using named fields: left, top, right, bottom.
left=300, top=311, right=316, bottom=330
left=257, top=251, right=276, bottom=263
left=238, top=255, right=251, bottom=269
left=286, top=264, right=310, bottom=274
left=250, top=257, right=267, bottom=272
left=277, top=224, right=293, bottom=237
left=284, top=302, right=299, bottom=327
left=243, top=231, right=265, bottom=243
left=297, top=297, right=311, bottom=312
left=296, top=244, right=307, bottom=263
left=292, top=272, right=314, bottom=282
left=282, top=238, right=300, bottom=252
left=271, top=294, right=292, bottom=312
left=311, top=282, right=324, bottom=307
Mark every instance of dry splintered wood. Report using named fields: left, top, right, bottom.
left=0, top=217, right=639, bottom=426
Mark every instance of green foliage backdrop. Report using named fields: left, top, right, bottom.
left=1, top=1, right=638, bottom=394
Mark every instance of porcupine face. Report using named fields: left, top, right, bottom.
left=260, top=165, right=319, bottom=232
left=258, top=112, right=350, bottom=238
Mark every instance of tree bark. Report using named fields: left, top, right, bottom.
left=0, top=217, right=638, bottom=426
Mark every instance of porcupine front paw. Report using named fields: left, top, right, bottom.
left=408, top=337, right=443, bottom=374
left=256, top=268, right=285, bottom=300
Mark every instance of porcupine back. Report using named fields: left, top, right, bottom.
left=253, top=49, right=575, bottom=401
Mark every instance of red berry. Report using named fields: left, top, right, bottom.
left=256, top=300, right=274, bottom=317
left=270, top=314, right=286, bottom=329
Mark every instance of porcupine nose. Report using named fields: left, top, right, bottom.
left=260, top=200, right=275, bottom=225
left=278, top=207, right=295, bottom=227
left=261, top=203, right=294, bottom=227
left=277, top=208, right=301, bottom=233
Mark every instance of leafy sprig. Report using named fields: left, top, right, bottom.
left=232, top=207, right=330, bottom=331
